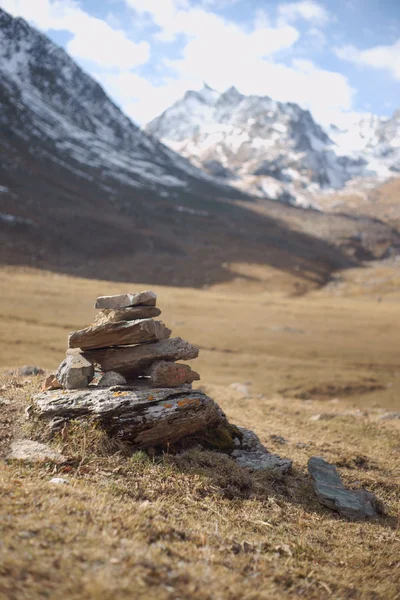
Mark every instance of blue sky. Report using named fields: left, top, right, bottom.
left=1, top=0, right=399, bottom=127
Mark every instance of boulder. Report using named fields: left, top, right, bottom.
left=95, top=291, right=157, bottom=310
left=84, top=337, right=199, bottom=378
left=98, top=371, right=127, bottom=387
left=308, top=456, right=382, bottom=520
left=93, top=306, right=161, bottom=325
left=147, top=361, right=200, bottom=387
left=69, top=319, right=171, bottom=350
left=31, top=386, right=227, bottom=448
left=56, top=353, right=94, bottom=389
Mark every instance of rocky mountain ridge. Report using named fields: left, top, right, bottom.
left=1, top=7, right=399, bottom=288
left=146, top=85, right=400, bottom=207
left=0, top=9, right=237, bottom=200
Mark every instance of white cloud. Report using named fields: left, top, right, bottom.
left=335, top=40, right=400, bottom=81
left=0, top=0, right=150, bottom=69
left=88, top=0, right=353, bottom=126
left=277, top=1, right=331, bottom=26
left=1, top=0, right=357, bottom=128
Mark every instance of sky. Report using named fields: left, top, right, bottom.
left=1, top=0, right=400, bottom=128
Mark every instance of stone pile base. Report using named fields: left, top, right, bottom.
left=31, top=385, right=292, bottom=474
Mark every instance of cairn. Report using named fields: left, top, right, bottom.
left=54, top=290, right=201, bottom=391
left=31, top=291, right=291, bottom=473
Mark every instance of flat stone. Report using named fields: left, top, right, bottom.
left=84, top=337, right=199, bottom=378
left=42, top=373, right=62, bottom=391
left=95, top=291, right=157, bottom=310
left=57, top=353, right=94, bottom=389
left=98, top=371, right=127, bottom=387
left=147, top=361, right=200, bottom=388
left=31, top=386, right=227, bottom=448
left=93, top=306, right=161, bottom=326
left=231, top=427, right=292, bottom=474
left=308, top=456, right=381, bottom=520
left=7, top=440, right=65, bottom=463
left=69, top=319, right=171, bottom=350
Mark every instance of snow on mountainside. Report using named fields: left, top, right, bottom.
left=0, top=9, right=237, bottom=198
left=146, top=85, right=400, bottom=207
left=328, top=112, right=400, bottom=179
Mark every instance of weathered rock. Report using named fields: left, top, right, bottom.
left=14, top=365, right=45, bottom=377
left=147, top=361, right=200, bottom=388
left=232, top=427, right=292, bottom=474
left=98, top=371, right=127, bottom=387
left=69, top=319, right=171, bottom=350
left=7, top=440, right=65, bottom=463
left=95, top=291, right=157, bottom=310
left=56, top=353, right=94, bottom=389
left=378, top=412, right=400, bottom=421
left=84, top=337, right=199, bottom=378
left=31, top=386, right=227, bottom=448
left=94, top=306, right=161, bottom=326
left=308, top=456, right=381, bottom=520
left=42, top=373, right=62, bottom=391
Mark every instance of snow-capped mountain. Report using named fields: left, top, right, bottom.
left=328, top=112, right=400, bottom=178
left=146, top=85, right=400, bottom=206
left=0, top=9, right=237, bottom=199
left=0, top=7, right=399, bottom=286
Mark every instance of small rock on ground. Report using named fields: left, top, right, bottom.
left=232, top=427, right=292, bottom=474
left=378, top=412, right=400, bottom=421
left=11, top=366, right=45, bottom=377
left=229, top=382, right=251, bottom=397
left=308, top=456, right=382, bottom=520
left=49, top=478, right=69, bottom=485
left=7, top=440, right=65, bottom=464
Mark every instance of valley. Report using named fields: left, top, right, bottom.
left=1, top=261, right=400, bottom=412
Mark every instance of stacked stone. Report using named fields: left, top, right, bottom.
left=55, top=291, right=200, bottom=390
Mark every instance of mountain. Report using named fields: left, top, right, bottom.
left=0, top=10, right=243, bottom=200
left=328, top=112, right=400, bottom=177
left=1, top=8, right=399, bottom=290
left=146, top=85, right=400, bottom=206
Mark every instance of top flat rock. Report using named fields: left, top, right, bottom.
left=95, top=291, right=157, bottom=310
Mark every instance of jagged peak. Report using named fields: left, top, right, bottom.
left=220, top=85, right=243, bottom=102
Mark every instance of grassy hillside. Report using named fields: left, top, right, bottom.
left=0, top=265, right=399, bottom=600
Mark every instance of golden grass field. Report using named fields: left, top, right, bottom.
left=1, top=263, right=400, bottom=410
left=0, top=264, right=399, bottom=599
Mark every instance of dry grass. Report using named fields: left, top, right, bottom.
left=0, top=375, right=399, bottom=600
left=1, top=265, right=400, bottom=599
left=1, top=264, right=400, bottom=410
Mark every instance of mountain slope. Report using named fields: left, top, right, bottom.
left=328, top=112, right=400, bottom=179
left=146, top=86, right=400, bottom=206
left=0, top=8, right=399, bottom=290
left=0, top=9, right=240, bottom=198
left=146, top=85, right=364, bottom=205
